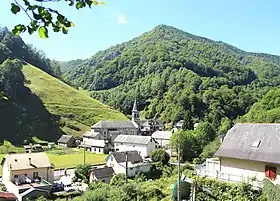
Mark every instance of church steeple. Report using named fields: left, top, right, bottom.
left=132, top=99, right=140, bottom=121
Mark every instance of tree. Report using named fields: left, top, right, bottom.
left=110, top=173, right=126, bottom=186
left=9, top=0, right=105, bottom=38
left=74, top=164, right=92, bottom=183
left=150, top=149, right=170, bottom=165
left=182, top=110, right=194, bottom=130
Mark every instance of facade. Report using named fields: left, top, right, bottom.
left=197, top=123, right=280, bottom=187
left=106, top=151, right=151, bottom=177
left=81, top=131, right=111, bottom=154
left=89, top=100, right=164, bottom=142
left=151, top=131, right=172, bottom=149
left=57, top=135, right=76, bottom=148
left=1, top=153, right=54, bottom=201
left=89, top=167, right=115, bottom=184
left=113, top=135, right=157, bottom=158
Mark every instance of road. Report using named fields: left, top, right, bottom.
left=54, top=163, right=106, bottom=180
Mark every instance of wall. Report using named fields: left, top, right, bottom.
left=10, top=167, right=53, bottom=183
left=154, top=138, right=170, bottom=148
left=2, top=160, right=11, bottom=183
left=91, top=147, right=104, bottom=154
left=114, top=140, right=156, bottom=158
left=93, top=128, right=138, bottom=140
left=89, top=174, right=112, bottom=184
left=220, top=157, right=280, bottom=183
left=58, top=143, right=67, bottom=147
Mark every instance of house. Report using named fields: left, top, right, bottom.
left=197, top=123, right=280, bottom=187
left=113, top=135, right=157, bottom=158
left=1, top=152, right=54, bottom=201
left=151, top=131, right=172, bottom=149
left=57, top=135, right=75, bottom=148
left=0, top=192, right=17, bottom=201
left=89, top=167, right=115, bottom=184
left=90, top=100, right=164, bottom=141
left=106, top=151, right=151, bottom=177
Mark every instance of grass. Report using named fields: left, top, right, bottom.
left=0, top=148, right=107, bottom=175
left=22, top=64, right=127, bottom=137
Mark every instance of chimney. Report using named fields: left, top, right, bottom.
left=29, top=157, right=31, bottom=165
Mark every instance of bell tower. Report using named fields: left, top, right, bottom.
left=131, top=99, right=140, bottom=121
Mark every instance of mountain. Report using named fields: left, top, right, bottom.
left=0, top=28, right=127, bottom=145
left=62, top=25, right=280, bottom=129
left=241, top=88, right=280, bottom=123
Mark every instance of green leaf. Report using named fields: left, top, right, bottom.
left=68, top=0, right=74, bottom=6
left=11, top=3, right=20, bottom=14
left=32, top=12, right=41, bottom=20
left=23, top=0, right=30, bottom=6
left=27, top=26, right=34, bottom=35
left=27, top=5, right=38, bottom=11
left=76, top=1, right=85, bottom=9
left=38, top=26, right=48, bottom=39
left=30, top=20, right=37, bottom=27
left=57, top=14, right=65, bottom=23
left=62, top=26, right=68, bottom=34
left=12, top=24, right=25, bottom=35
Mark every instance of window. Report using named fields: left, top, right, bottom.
left=121, top=143, right=123, bottom=145
left=14, top=175, right=18, bottom=179
left=99, top=148, right=101, bottom=152
left=265, top=166, right=277, bottom=180
left=252, top=140, right=261, bottom=148
left=33, top=172, right=39, bottom=179
left=116, top=148, right=119, bottom=151
left=131, top=131, right=134, bottom=135
left=94, top=148, right=96, bottom=151
left=130, top=168, right=133, bottom=170
left=133, top=145, right=135, bottom=147
left=102, top=180, right=105, bottom=182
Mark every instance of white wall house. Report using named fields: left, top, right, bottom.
left=151, top=131, right=172, bottom=149
left=197, top=123, right=280, bottom=187
left=89, top=167, right=115, bottom=184
left=106, top=151, right=151, bottom=177
left=1, top=152, right=54, bottom=201
left=113, top=135, right=157, bottom=158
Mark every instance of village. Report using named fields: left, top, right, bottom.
left=0, top=100, right=279, bottom=201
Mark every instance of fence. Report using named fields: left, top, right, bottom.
left=195, top=165, right=262, bottom=189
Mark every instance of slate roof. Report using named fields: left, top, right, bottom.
left=92, top=167, right=115, bottom=179
left=152, top=131, right=172, bottom=140
left=114, top=135, right=155, bottom=145
left=91, top=120, right=137, bottom=129
left=1, top=152, right=52, bottom=170
left=215, top=123, right=280, bottom=164
left=110, top=151, right=143, bottom=164
left=83, top=131, right=100, bottom=138
left=57, top=135, right=73, bottom=144
left=87, top=139, right=106, bottom=148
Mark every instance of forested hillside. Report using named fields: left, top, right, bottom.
left=63, top=25, right=280, bottom=129
left=241, top=88, right=280, bottom=123
left=0, top=28, right=127, bottom=144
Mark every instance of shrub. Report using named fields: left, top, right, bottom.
left=150, top=149, right=170, bottom=165
left=74, top=164, right=92, bottom=183
left=110, top=173, right=126, bottom=186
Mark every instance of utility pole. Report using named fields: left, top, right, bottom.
left=125, top=151, right=128, bottom=183
left=177, top=131, right=181, bottom=201
left=83, top=141, right=86, bottom=165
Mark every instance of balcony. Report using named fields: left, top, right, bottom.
left=12, top=177, right=52, bottom=194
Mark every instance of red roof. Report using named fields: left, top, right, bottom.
left=0, top=192, right=17, bottom=200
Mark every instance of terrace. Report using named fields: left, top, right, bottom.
left=12, top=176, right=52, bottom=194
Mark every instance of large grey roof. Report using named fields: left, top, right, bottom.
left=215, top=123, right=280, bottom=164
left=92, top=167, right=115, bottom=179
left=152, top=131, right=172, bottom=140
left=83, top=130, right=100, bottom=138
left=114, top=135, right=155, bottom=145
left=57, top=135, right=73, bottom=143
left=110, top=151, right=143, bottom=164
left=91, top=120, right=137, bottom=129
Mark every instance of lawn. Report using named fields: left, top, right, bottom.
left=0, top=149, right=107, bottom=175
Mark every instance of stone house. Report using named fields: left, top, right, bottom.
left=57, top=135, right=76, bottom=148
left=1, top=152, right=54, bottom=201
left=151, top=131, right=172, bottom=149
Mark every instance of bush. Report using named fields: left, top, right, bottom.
left=74, top=164, right=92, bottom=183
left=150, top=149, right=170, bottom=165
left=110, top=173, right=126, bottom=186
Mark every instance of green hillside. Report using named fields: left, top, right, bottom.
left=62, top=25, right=280, bottom=130
left=22, top=64, right=127, bottom=137
left=241, top=88, right=280, bottom=123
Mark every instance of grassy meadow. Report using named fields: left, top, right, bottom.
left=22, top=64, right=127, bottom=137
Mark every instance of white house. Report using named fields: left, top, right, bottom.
left=151, top=131, right=172, bottom=149
left=106, top=151, right=151, bottom=177
left=113, top=135, right=157, bottom=158
left=80, top=131, right=111, bottom=154
left=197, top=123, right=280, bottom=187
left=1, top=152, right=54, bottom=201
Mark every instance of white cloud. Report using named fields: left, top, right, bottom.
left=117, top=14, right=128, bottom=25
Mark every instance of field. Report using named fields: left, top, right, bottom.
left=22, top=64, right=127, bottom=137
left=0, top=149, right=107, bottom=175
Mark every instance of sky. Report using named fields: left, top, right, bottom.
left=1, top=0, right=280, bottom=61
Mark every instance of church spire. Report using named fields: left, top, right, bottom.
left=132, top=99, right=139, bottom=121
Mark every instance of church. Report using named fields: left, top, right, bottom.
left=87, top=100, right=164, bottom=142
